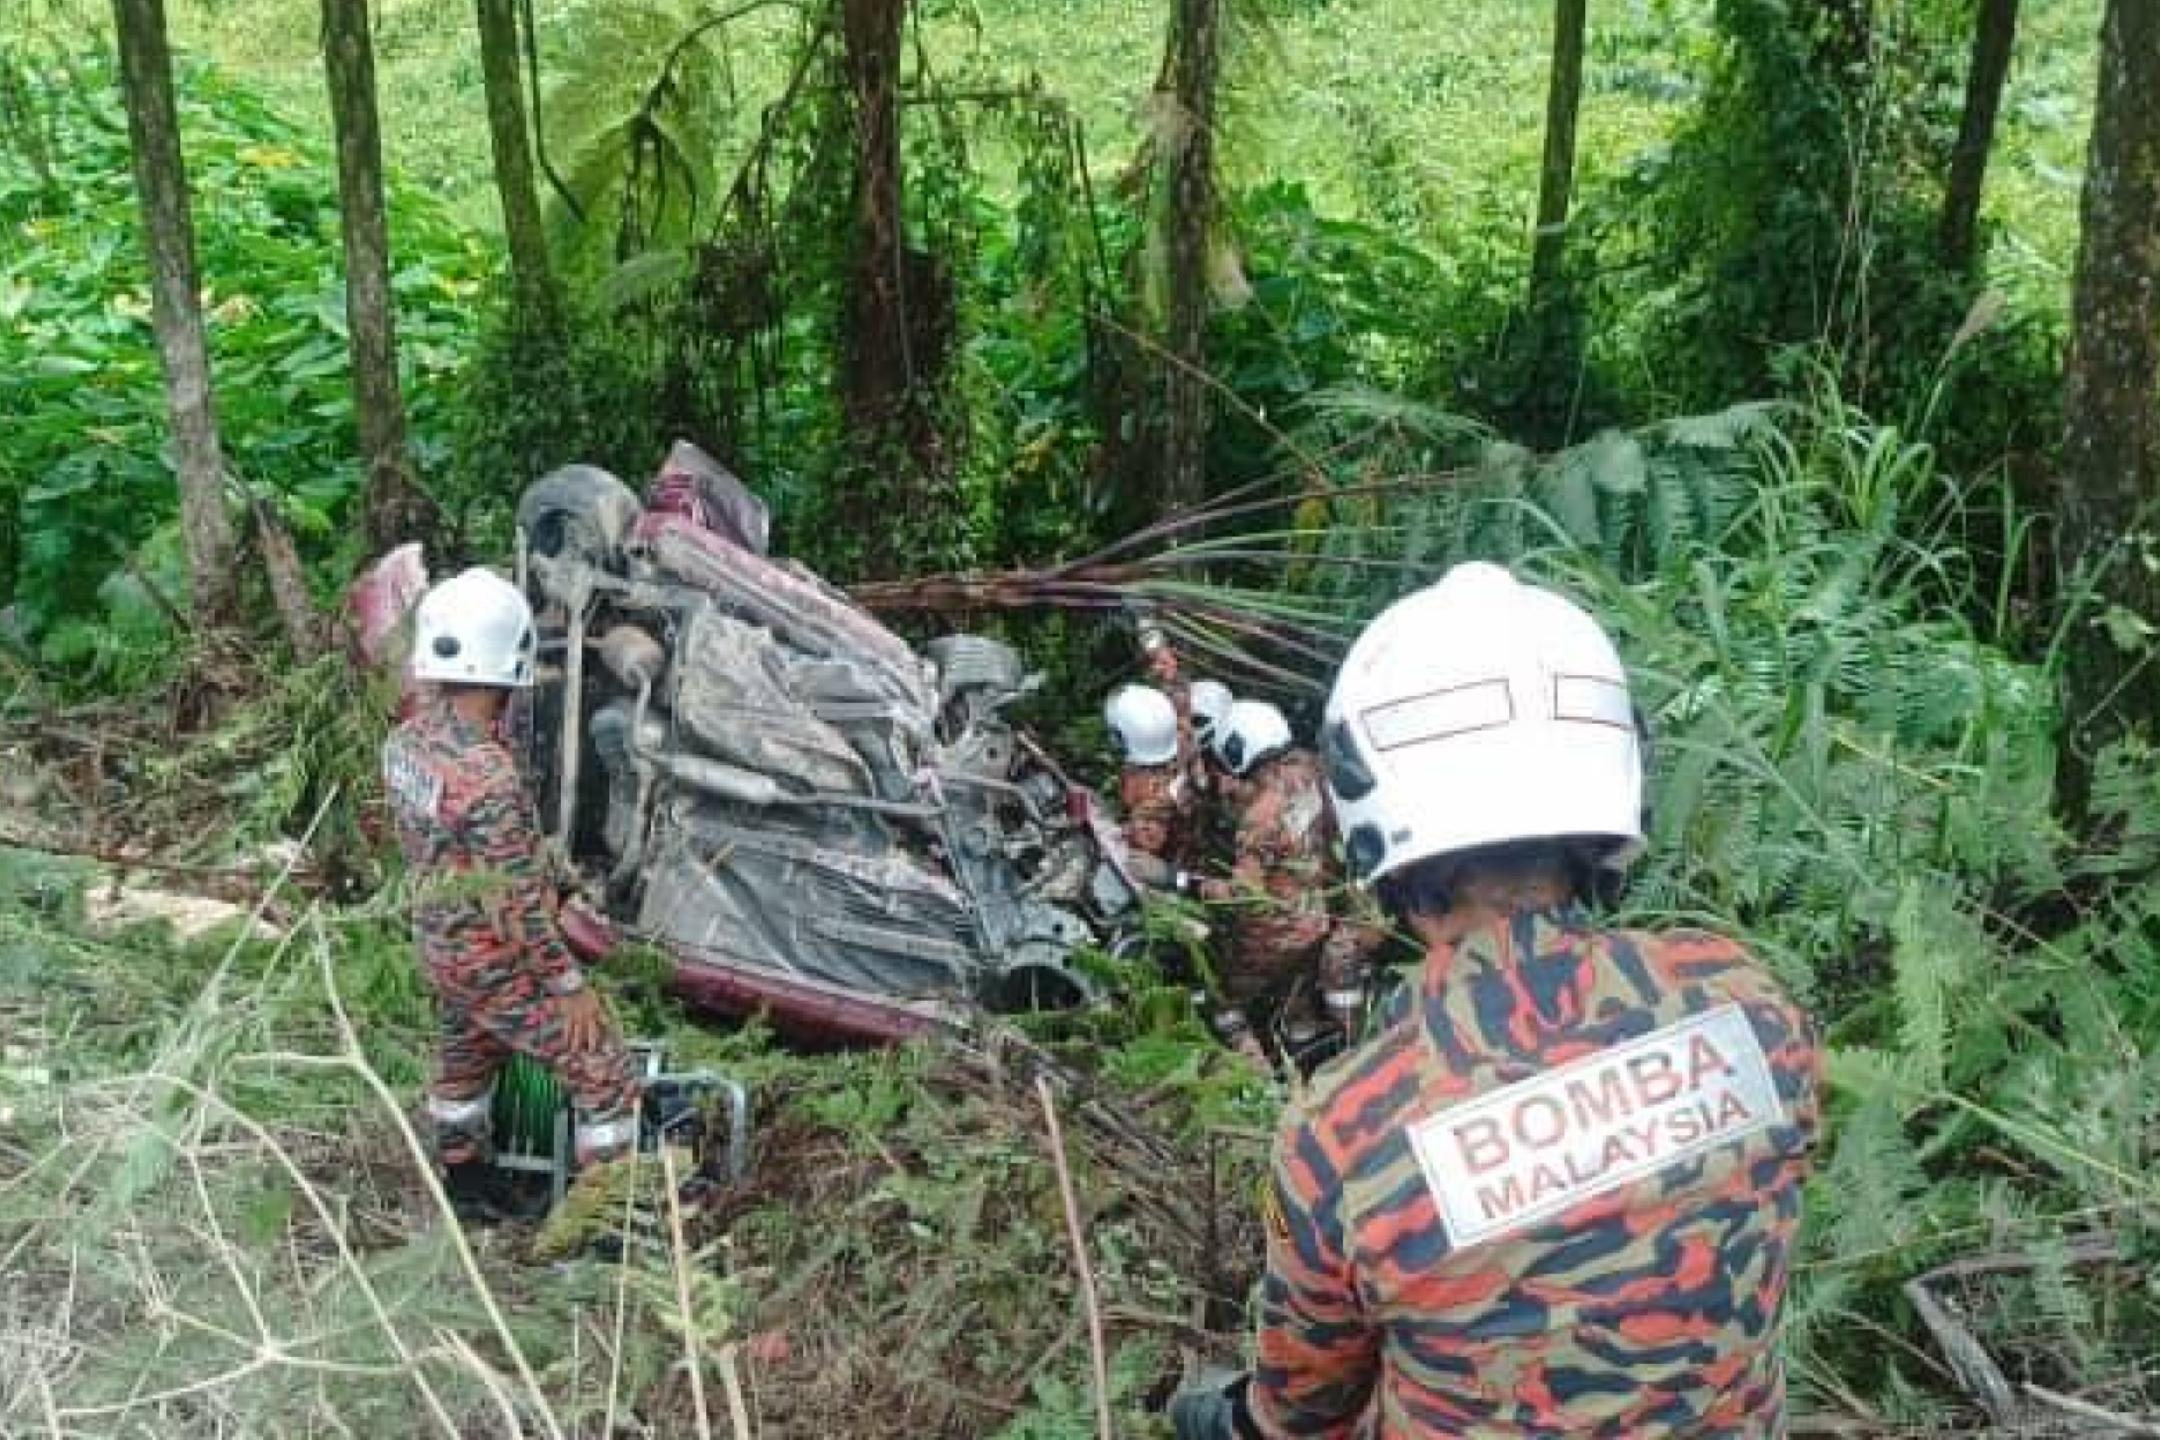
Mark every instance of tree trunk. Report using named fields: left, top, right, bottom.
left=2057, top=0, right=2160, bottom=803
left=110, top=0, right=238, bottom=628
left=475, top=0, right=559, bottom=329
left=1940, top=0, right=2018, bottom=270
left=322, top=0, right=436, bottom=549
left=1528, top=0, right=1587, bottom=310
left=1161, top=0, right=1220, bottom=516
left=834, top=0, right=958, bottom=577
left=838, top=0, right=909, bottom=436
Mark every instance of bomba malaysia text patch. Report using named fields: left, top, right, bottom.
left=1407, top=1003, right=1785, bottom=1249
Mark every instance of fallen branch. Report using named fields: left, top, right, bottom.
left=0, top=826, right=318, bottom=898
left=718, top=1341, right=756, bottom=1440
left=1900, top=1231, right=2138, bottom=1433
left=2022, top=1382, right=2160, bottom=1438
left=1915, top=1233, right=2124, bottom=1284
left=1036, top=1073, right=1112, bottom=1440
left=1901, top=1276, right=2019, bottom=1429
left=658, top=1139, right=719, bottom=1440
left=250, top=497, right=323, bottom=662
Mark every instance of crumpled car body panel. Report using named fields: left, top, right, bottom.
left=502, top=461, right=1129, bottom=1043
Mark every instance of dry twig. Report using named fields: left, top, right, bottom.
left=1036, top=1073, right=1112, bottom=1440
left=658, top=1137, right=718, bottom=1440
left=2022, top=1382, right=2160, bottom=1438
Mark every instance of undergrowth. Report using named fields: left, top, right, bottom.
left=1293, top=380, right=2159, bottom=1426
left=0, top=42, right=489, bottom=679
left=0, top=860, right=1269, bottom=1436
left=1, top=359, right=2155, bottom=1432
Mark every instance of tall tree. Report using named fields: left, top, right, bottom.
left=838, top=0, right=908, bottom=442
left=1940, top=0, right=2019, bottom=270
left=834, top=0, right=959, bottom=577
left=1528, top=0, right=1587, bottom=311
left=475, top=0, right=560, bottom=328
left=2058, top=0, right=2160, bottom=796
left=322, top=0, right=434, bottom=549
left=110, top=0, right=238, bottom=627
left=1159, top=0, right=1221, bottom=515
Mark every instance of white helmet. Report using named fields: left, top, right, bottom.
left=1188, top=679, right=1233, bottom=749
left=1322, top=561, right=1642, bottom=884
left=1105, top=684, right=1179, bottom=766
left=411, top=568, right=537, bottom=688
left=1215, top=699, right=1293, bottom=777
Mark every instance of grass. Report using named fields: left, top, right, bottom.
left=0, top=832, right=1269, bottom=1437
left=167, top=0, right=498, bottom=229
left=157, top=0, right=2100, bottom=303
left=159, top=0, right=2099, bottom=280
left=1977, top=0, right=2104, bottom=309
left=168, top=0, right=1672, bottom=235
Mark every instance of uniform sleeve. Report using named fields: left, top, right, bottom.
left=1168, top=678, right=1201, bottom=772
left=459, top=748, right=586, bottom=996
left=1249, top=1119, right=1380, bottom=1438
left=1319, top=898, right=1389, bottom=996
left=1120, top=769, right=1176, bottom=859
left=1200, top=804, right=1276, bottom=904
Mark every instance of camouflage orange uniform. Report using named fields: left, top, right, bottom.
left=1251, top=906, right=1822, bottom=1437
left=1199, top=750, right=1377, bottom=1018
left=1121, top=759, right=1198, bottom=867
left=382, top=697, right=640, bottom=1165
left=1166, top=678, right=1235, bottom=854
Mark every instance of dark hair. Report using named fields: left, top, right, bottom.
left=1377, top=838, right=1618, bottom=920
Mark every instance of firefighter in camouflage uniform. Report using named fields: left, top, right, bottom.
left=1137, top=620, right=1234, bottom=798
left=1107, top=683, right=1196, bottom=866
left=1173, top=562, right=1823, bottom=1438
left=382, top=568, right=641, bottom=1221
left=1197, top=700, right=1383, bottom=1058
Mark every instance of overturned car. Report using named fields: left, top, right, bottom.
left=483, top=443, right=1140, bottom=1042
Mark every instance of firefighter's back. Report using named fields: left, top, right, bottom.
left=1290, top=910, right=1817, bottom=1435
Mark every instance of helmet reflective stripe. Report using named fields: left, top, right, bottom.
left=1554, top=674, right=1634, bottom=728
left=1106, top=684, right=1180, bottom=766
left=411, top=568, right=537, bottom=689
left=1215, top=699, right=1292, bottom=776
left=1324, top=562, right=1643, bottom=884
left=1361, top=679, right=1514, bottom=751
left=426, top=1088, right=494, bottom=1125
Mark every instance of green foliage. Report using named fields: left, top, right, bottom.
left=1295, top=383, right=2157, bottom=1420
left=0, top=48, right=487, bottom=672
left=1202, top=183, right=1447, bottom=471
left=1569, top=0, right=2070, bottom=492
left=538, top=0, right=769, bottom=274
left=1625, top=0, right=1960, bottom=401
left=3, top=0, right=2145, bottom=1425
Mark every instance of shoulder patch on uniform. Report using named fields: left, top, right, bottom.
left=383, top=741, right=445, bottom=820
left=1405, top=1003, right=1784, bottom=1249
